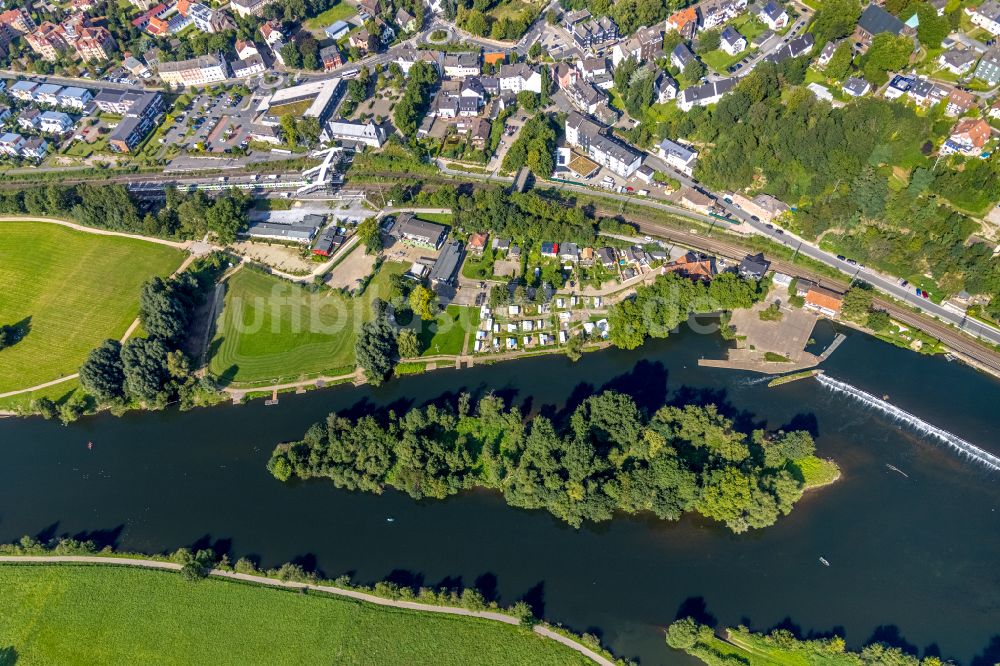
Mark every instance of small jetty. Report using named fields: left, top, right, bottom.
left=264, top=389, right=279, bottom=406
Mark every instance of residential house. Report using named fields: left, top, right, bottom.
left=757, top=0, right=788, bottom=30
left=560, top=243, right=580, bottom=262
left=680, top=187, right=714, bottom=214
left=357, top=0, right=382, bottom=20
left=389, top=212, right=447, bottom=249
left=0, top=107, right=10, bottom=124
left=720, top=26, right=746, bottom=55
left=946, top=88, right=976, bottom=116
left=670, top=42, right=696, bottom=70
left=395, top=48, right=442, bottom=75
left=443, top=51, right=480, bottom=78
left=842, top=76, right=871, bottom=97
left=732, top=193, right=790, bottom=223
left=25, top=22, right=68, bottom=61
left=611, top=25, right=663, bottom=67
left=763, top=33, right=814, bottom=63
left=576, top=57, right=607, bottom=80
left=20, top=137, right=48, bottom=160
left=807, top=82, right=834, bottom=102
left=884, top=73, right=915, bottom=99
left=564, top=111, right=643, bottom=177
left=38, top=111, right=73, bottom=133
left=853, top=4, right=913, bottom=53
left=804, top=286, right=844, bottom=317
left=658, top=139, right=698, bottom=175
left=664, top=252, right=716, bottom=281
left=666, top=7, right=698, bottom=40
left=938, top=48, right=979, bottom=75
left=0, top=8, right=35, bottom=37
left=396, top=7, right=417, bottom=32
left=566, top=78, right=606, bottom=114
left=553, top=62, right=576, bottom=89
left=8, top=80, right=38, bottom=101
left=817, top=40, right=838, bottom=67
left=158, top=53, right=228, bottom=86
left=177, top=0, right=230, bottom=33
left=320, top=44, right=343, bottom=72
left=349, top=29, right=377, bottom=54
left=990, top=98, right=1000, bottom=119
left=73, top=25, right=116, bottom=61
left=235, top=40, right=259, bottom=60
left=540, top=242, right=559, bottom=258
left=107, top=92, right=164, bottom=152
left=596, top=247, right=617, bottom=268
left=941, top=117, right=991, bottom=155
left=907, top=77, right=950, bottom=106
left=0, top=132, right=26, bottom=156
left=655, top=72, right=678, bottom=102
left=568, top=15, right=618, bottom=50
left=320, top=120, right=387, bottom=147
left=259, top=19, right=285, bottom=47
left=974, top=48, right=1000, bottom=85
left=124, top=56, right=152, bottom=78
left=677, top=77, right=736, bottom=111
left=967, top=1, right=1000, bottom=36
left=700, top=0, right=748, bottom=30
left=231, top=54, right=265, bottom=78
left=738, top=253, right=770, bottom=279
left=34, top=83, right=63, bottom=105
left=468, top=232, right=489, bottom=254
left=230, top=0, right=281, bottom=18
left=499, top=63, right=541, bottom=93
left=17, top=108, right=40, bottom=130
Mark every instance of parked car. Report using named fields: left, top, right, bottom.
left=836, top=255, right=846, bottom=261
left=846, top=258, right=857, bottom=265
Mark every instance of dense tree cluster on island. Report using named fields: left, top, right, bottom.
left=269, top=390, right=826, bottom=533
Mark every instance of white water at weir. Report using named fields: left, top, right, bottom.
left=815, top=374, right=1000, bottom=472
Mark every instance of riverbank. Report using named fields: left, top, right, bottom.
left=0, top=556, right=615, bottom=665
left=666, top=618, right=938, bottom=665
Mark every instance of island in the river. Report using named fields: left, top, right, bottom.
left=269, top=389, right=839, bottom=532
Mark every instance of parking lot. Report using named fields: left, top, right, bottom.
left=157, top=91, right=258, bottom=155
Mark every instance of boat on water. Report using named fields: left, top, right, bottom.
left=886, top=464, right=909, bottom=478
left=386, top=517, right=395, bottom=523
left=819, top=557, right=830, bottom=567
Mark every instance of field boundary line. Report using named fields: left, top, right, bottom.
left=0, top=555, right=614, bottom=665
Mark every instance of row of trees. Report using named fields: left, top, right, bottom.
left=0, top=184, right=251, bottom=243
left=501, top=113, right=558, bottom=177
left=394, top=61, right=439, bottom=138
left=269, top=390, right=823, bottom=532
left=77, top=255, right=225, bottom=411
left=607, top=271, right=768, bottom=349
left=453, top=188, right=600, bottom=247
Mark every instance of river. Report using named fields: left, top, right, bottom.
left=1, top=322, right=998, bottom=665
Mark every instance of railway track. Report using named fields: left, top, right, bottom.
left=616, top=214, right=1000, bottom=374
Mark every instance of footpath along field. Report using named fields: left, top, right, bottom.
left=0, top=564, right=590, bottom=665
left=0, top=222, right=184, bottom=393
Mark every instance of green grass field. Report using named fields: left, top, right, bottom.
left=792, top=456, right=841, bottom=490
left=304, top=1, right=356, bottom=29
left=0, top=222, right=184, bottom=393
left=0, top=564, right=589, bottom=665
left=207, top=263, right=405, bottom=386
left=418, top=305, right=478, bottom=357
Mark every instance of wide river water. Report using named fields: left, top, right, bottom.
left=1, top=322, right=998, bottom=665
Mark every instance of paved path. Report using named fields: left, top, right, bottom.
left=0, top=555, right=614, bottom=665
left=0, top=216, right=191, bottom=249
